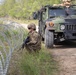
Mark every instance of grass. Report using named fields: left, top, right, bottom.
left=6, top=18, right=38, bottom=25
left=7, top=45, right=59, bottom=75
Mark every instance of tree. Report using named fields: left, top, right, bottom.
left=0, top=0, right=60, bottom=19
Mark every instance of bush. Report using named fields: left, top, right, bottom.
left=19, top=47, right=59, bottom=75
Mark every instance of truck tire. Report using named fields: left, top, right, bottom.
left=45, top=28, right=54, bottom=48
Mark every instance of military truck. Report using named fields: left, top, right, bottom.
left=33, top=5, right=76, bottom=48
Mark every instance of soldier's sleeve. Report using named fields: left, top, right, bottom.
left=27, top=32, right=38, bottom=45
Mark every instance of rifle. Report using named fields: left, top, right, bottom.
left=18, top=36, right=30, bottom=51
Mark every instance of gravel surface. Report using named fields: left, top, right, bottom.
left=50, top=41, right=76, bottom=75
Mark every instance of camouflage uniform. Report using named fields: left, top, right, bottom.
left=20, top=23, right=41, bottom=52
left=25, top=30, right=41, bottom=52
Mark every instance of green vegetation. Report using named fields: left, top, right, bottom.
left=0, top=0, right=76, bottom=20
left=0, top=0, right=60, bottom=19
left=21, top=50, right=59, bottom=75
left=8, top=45, right=59, bottom=75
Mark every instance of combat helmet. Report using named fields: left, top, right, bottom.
left=27, top=23, right=36, bottom=30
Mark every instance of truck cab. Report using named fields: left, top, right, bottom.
left=33, top=5, right=76, bottom=48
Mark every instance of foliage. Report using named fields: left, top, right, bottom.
left=18, top=47, right=59, bottom=75
left=0, top=0, right=60, bottom=19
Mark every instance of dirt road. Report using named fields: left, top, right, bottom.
left=50, top=41, right=76, bottom=75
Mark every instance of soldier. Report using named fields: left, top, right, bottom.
left=53, top=0, right=71, bottom=7
left=21, top=23, right=41, bottom=52
left=63, top=0, right=71, bottom=7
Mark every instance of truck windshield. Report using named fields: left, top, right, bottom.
left=49, top=8, right=76, bottom=17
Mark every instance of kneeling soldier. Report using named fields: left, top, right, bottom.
left=21, top=23, right=41, bottom=52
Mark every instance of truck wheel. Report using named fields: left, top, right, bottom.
left=45, top=28, right=54, bottom=48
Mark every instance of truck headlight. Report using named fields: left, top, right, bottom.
left=46, top=21, right=54, bottom=27
left=60, top=25, right=65, bottom=30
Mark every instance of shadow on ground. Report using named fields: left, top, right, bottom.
left=54, top=40, right=76, bottom=49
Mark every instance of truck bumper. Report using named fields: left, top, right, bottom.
left=64, top=32, right=76, bottom=40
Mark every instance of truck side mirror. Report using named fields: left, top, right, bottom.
left=32, top=12, right=38, bottom=19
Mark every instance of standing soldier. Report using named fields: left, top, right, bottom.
left=62, top=0, right=71, bottom=7
left=21, top=23, right=41, bottom=52
left=53, top=0, right=71, bottom=7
